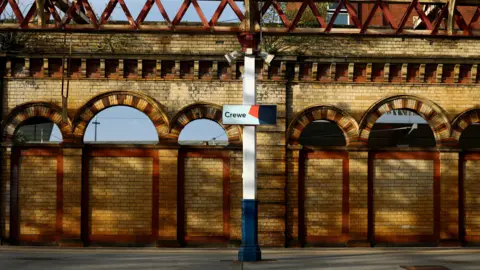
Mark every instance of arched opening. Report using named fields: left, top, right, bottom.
left=83, top=106, right=159, bottom=144
left=459, top=124, right=480, bottom=149
left=13, top=117, right=63, bottom=144
left=368, top=109, right=436, bottom=148
left=298, top=120, right=346, bottom=147
left=178, top=119, right=228, bottom=146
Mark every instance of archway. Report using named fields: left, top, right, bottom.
left=73, top=91, right=169, bottom=142
left=14, top=117, right=63, bottom=144
left=178, top=119, right=228, bottom=146
left=359, top=95, right=450, bottom=146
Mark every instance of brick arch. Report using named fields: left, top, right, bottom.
left=72, top=91, right=170, bottom=140
left=169, top=102, right=242, bottom=144
left=287, top=105, right=359, bottom=146
left=358, top=95, right=450, bottom=146
left=1, top=102, right=72, bottom=143
left=451, top=108, right=480, bottom=144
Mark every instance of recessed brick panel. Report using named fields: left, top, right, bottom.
left=464, top=160, right=480, bottom=238
left=89, top=157, right=152, bottom=236
left=374, top=159, right=434, bottom=236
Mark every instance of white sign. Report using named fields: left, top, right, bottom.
left=222, top=105, right=277, bottom=125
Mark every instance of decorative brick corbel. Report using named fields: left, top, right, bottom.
left=193, top=60, right=199, bottom=79
left=384, top=63, right=390, bottom=82
left=348, top=63, right=355, bottom=82
left=454, top=64, right=460, bottom=84
left=330, top=63, right=336, bottom=81
left=280, top=61, right=286, bottom=80
left=175, top=60, right=180, bottom=78
left=401, top=63, right=408, bottom=82
left=294, top=63, right=300, bottom=81
left=156, top=60, right=162, bottom=78
left=436, top=64, right=443, bottom=83
left=138, top=59, right=143, bottom=78
left=231, top=62, right=237, bottom=79
left=366, top=63, right=372, bottom=82
left=81, top=59, right=87, bottom=78
left=472, top=64, right=478, bottom=84
left=23, top=58, right=30, bottom=77
left=118, top=59, right=124, bottom=78
left=312, top=62, right=318, bottom=80
left=419, top=64, right=426, bottom=83
left=43, top=58, right=49, bottom=77
left=212, top=61, right=218, bottom=80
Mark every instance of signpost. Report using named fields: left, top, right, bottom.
left=223, top=105, right=277, bottom=126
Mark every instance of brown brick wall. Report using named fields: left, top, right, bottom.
left=349, top=151, right=368, bottom=238
left=19, top=156, right=57, bottom=236
left=229, top=151, right=242, bottom=241
left=184, top=157, right=223, bottom=237
left=304, top=158, right=343, bottom=237
left=158, top=150, right=178, bottom=240
left=62, top=149, right=82, bottom=238
left=464, top=160, right=480, bottom=237
left=374, top=159, right=434, bottom=236
left=1, top=150, right=10, bottom=239
left=89, top=157, right=152, bottom=236
left=440, top=153, right=459, bottom=240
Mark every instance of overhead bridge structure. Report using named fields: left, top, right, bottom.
left=0, top=0, right=478, bottom=36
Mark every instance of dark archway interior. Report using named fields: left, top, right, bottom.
left=368, top=110, right=436, bottom=148
left=14, top=117, right=60, bottom=143
left=459, top=124, right=480, bottom=149
left=298, top=120, right=346, bottom=147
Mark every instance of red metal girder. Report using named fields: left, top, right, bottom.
left=191, top=0, right=210, bottom=29
left=210, top=0, right=229, bottom=26
left=227, top=0, right=245, bottom=21
left=81, top=0, right=99, bottom=28
left=289, top=1, right=309, bottom=31
left=326, top=0, right=346, bottom=32
left=468, top=6, right=480, bottom=30
left=261, top=0, right=290, bottom=28
left=360, top=0, right=380, bottom=33
left=454, top=7, right=470, bottom=35
left=100, top=0, right=118, bottom=25
left=62, top=1, right=78, bottom=26
left=20, top=2, right=36, bottom=28
left=45, top=0, right=62, bottom=27
left=137, top=0, right=156, bottom=25
left=7, top=0, right=24, bottom=22
left=0, top=0, right=8, bottom=18
left=172, top=0, right=191, bottom=26
left=308, top=0, right=327, bottom=28
left=344, top=0, right=361, bottom=28
left=378, top=1, right=397, bottom=30
left=396, top=0, right=417, bottom=33
left=431, top=3, right=449, bottom=35
left=155, top=0, right=172, bottom=25
left=414, top=2, right=433, bottom=30
left=118, top=0, right=138, bottom=29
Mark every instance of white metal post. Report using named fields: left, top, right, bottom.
left=243, top=48, right=256, bottom=200
left=238, top=48, right=261, bottom=261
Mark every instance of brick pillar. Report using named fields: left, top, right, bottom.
left=440, top=152, right=460, bottom=245
left=286, top=146, right=301, bottom=247
left=0, top=147, right=11, bottom=243
left=157, top=149, right=179, bottom=247
left=348, top=151, right=369, bottom=246
left=229, top=150, right=243, bottom=244
left=60, top=148, right=83, bottom=246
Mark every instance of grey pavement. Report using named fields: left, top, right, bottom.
left=0, top=247, right=479, bottom=270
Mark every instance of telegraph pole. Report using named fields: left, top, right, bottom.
left=92, top=119, right=100, bottom=142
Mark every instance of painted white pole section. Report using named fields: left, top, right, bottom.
left=243, top=48, right=256, bottom=200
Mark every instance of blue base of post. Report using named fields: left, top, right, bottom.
left=238, top=199, right=261, bottom=262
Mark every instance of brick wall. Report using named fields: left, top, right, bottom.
left=62, top=149, right=82, bottom=238
left=464, top=160, right=480, bottom=237
left=304, top=158, right=343, bottom=237
left=158, top=150, right=178, bottom=241
left=19, top=156, right=57, bottom=236
left=349, top=152, right=368, bottom=239
left=1, top=149, right=10, bottom=239
left=374, top=159, right=434, bottom=237
left=440, top=153, right=459, bottom=240
left=184, top=157, right=224, bottom=237
left=89, top=157, right=152, bottom=236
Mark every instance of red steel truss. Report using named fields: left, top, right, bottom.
left=0, top=0, right=478, bottom=36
